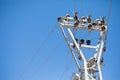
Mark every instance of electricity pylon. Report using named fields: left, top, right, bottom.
left=57, top=12, right=108, bottom=80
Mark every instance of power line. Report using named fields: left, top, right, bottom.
left=17, top=24, right=58, bottom=80
left=38, top=41, right=62, bottom=69
left=29, top=41, right=63, bottom=80
left=108, top=0, right=112, bottom=25
left=74, top=0, right=77, bottom=12
left=58, top=61, right=73, bottom=80
left=80, top=0, right=83, bottom=16
left=58, top=50, right=73, bottom=80
left=105, top=0, right=112, bottom=46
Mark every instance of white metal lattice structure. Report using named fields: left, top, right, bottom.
left=58, top=12, right=108, bottom=80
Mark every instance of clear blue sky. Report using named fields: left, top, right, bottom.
left=0, top=0, right=120, bottom=80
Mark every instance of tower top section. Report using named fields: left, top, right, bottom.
left=58, top=12, right=108, bottom=32
left=57, top=12, right=108, bottom=80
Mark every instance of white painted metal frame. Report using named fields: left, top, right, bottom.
left=58, top=15, right=107, bottom=80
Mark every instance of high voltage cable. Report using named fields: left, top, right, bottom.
left=58, top=50, right=72, bottom=80
left=74, top=0, right=77, bottom=12
left=17, top=24, right=58, bottom=80
left=73, top=0, right=83, bottom=16
left=29, top=41, right=63, bottom=80
left=80, top=0, right=83, bottom=16
left=105, top=0, right=112, bottom=45
left=58, top=60, right=73, bottom=80
left=108, top=0, right=112, bottom=25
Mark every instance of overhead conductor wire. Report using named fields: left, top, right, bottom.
left=30, top=41, right=63, bottom=80
left=17, top=24, right=58, bottom=80
left=108, top=0, right=112, bottom=25
left=58, top=60, right=73, bottom=80
left=105, top=0, right=112, bottom=46
left=74, top=0, right=77, bottom=12
left=80, top=0, right=83, bottom=16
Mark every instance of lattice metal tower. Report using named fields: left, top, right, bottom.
left=57, top=11, right=108, bottom=80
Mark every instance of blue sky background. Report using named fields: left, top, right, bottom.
left=0, top=0, right=120, bottom=80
